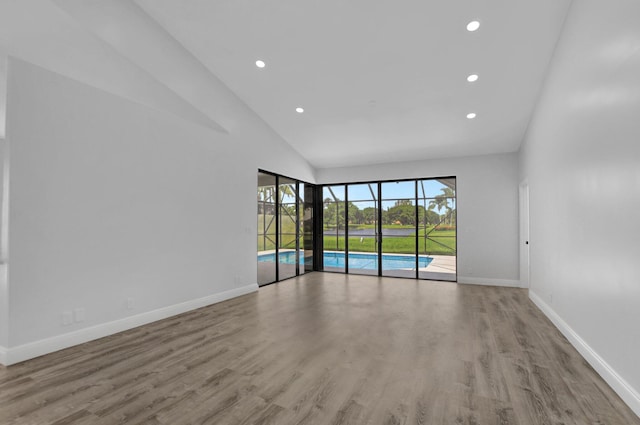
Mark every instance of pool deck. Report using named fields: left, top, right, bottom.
left=422, top=254, right=456, bottom=274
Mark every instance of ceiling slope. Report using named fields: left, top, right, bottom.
left=0, top=0, right=223, bottom=132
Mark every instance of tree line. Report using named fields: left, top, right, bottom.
left=324, top=187, right=455, bottom=228
left=259, top=185, right=456, bottom=228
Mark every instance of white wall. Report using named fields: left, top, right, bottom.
left=2, top=58, right=314, bottom=362
left=519, top=0, right=640, bottom=415
left=0, top=54, right=8, bottom=355
left=0, top=52, right=6, bottom=139
left=0, top=139, right=7, bottom=353
left=316, top=153, right=520, bottom=285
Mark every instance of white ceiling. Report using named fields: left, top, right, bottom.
left=1, top=0, right=572, bottom=169
left=135, top=0, right=572, bottom=168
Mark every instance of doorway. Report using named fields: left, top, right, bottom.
left=519, top=181, right=530, bottom=288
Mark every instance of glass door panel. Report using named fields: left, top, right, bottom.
left=346, top=183, right=378, bottom=275
left=257, top=172, right=277, bottom=285
left=323, top=185, right=345, bottom=272
left=381, top=181, right=417, bottom=278
left=279, top=177, right=298, bottom=280
left=303, top=184, right=315, bottom=273
left=298, top=182, right=306, bottom=275
left=417, top=178, right=457, bottom=281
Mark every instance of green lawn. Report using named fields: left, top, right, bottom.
left=337, top=223, right=414, bottom=230
left=324, top=230, right=456, bottom=256
left=260, top=214, right=456, bottom=255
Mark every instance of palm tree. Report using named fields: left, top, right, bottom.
left=279, top=183, right=296, bottom=201
left=429, top=188, right=455, bottom=226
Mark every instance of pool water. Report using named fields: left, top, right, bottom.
left=258, top=251, right=432, bottom=270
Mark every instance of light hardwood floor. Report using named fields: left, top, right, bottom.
left=1, top=273, right=638, bottom=424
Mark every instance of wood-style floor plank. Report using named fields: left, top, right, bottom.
left=1, top=273, right=638, bottom=424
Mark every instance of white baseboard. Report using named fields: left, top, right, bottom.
left=0, top=345, right=7, bottom=366
left=457, top=276, right=523, bottom=288
left=1, top=283, right=258, bottom=366
left=529, top=291, right=640, bottom=418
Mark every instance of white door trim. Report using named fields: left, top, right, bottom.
left=519, top=180, right=530, bottom=288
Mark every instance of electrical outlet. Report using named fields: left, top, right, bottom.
left=62, top=311, right=73, bottom=326
left=74, top=308, right=85, bottom=323
left=127, top=298, right=134, bottom=309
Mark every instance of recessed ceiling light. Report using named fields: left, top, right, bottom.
left=255, top=60, right=266, bottom=68
left=467, top=74, right=479, bottom=82
left=467, top=21, right=480, bottom=31
left=296, top=107, right=304, bottom=113
left=467, top=112, right=477, bottom=119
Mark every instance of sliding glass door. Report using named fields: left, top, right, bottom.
left=322, top=185, right=346, bottom=273
left=318, top=176, right=456, bottom=281
left=278, top=177, right=298, bottom=281
left=257, top=171, right=314, bottom=286
left=346, top=183, right=379, bottom=275
left=380, top=181, right=417, bottom=278
left=257, top=172, right=277, bottom=285
left=417, top=178, right=457, bottom=281
left=302, top=184, right=315, bottom=273
left=261, top=173, right=456, bottom=283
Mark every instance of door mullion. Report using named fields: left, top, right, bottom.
left=377, top=183, right=382, bottom=276
left=415, top=180, right=419, bottom=279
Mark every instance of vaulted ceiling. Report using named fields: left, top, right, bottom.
left=1, top=0, right=572, bottom=168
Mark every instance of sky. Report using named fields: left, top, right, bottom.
left=324, top=178, right=456, bottom=211
left=269, top=177, right=456, bottom=212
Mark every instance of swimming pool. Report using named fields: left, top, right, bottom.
left=258, top=251, right=432, bottom=270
